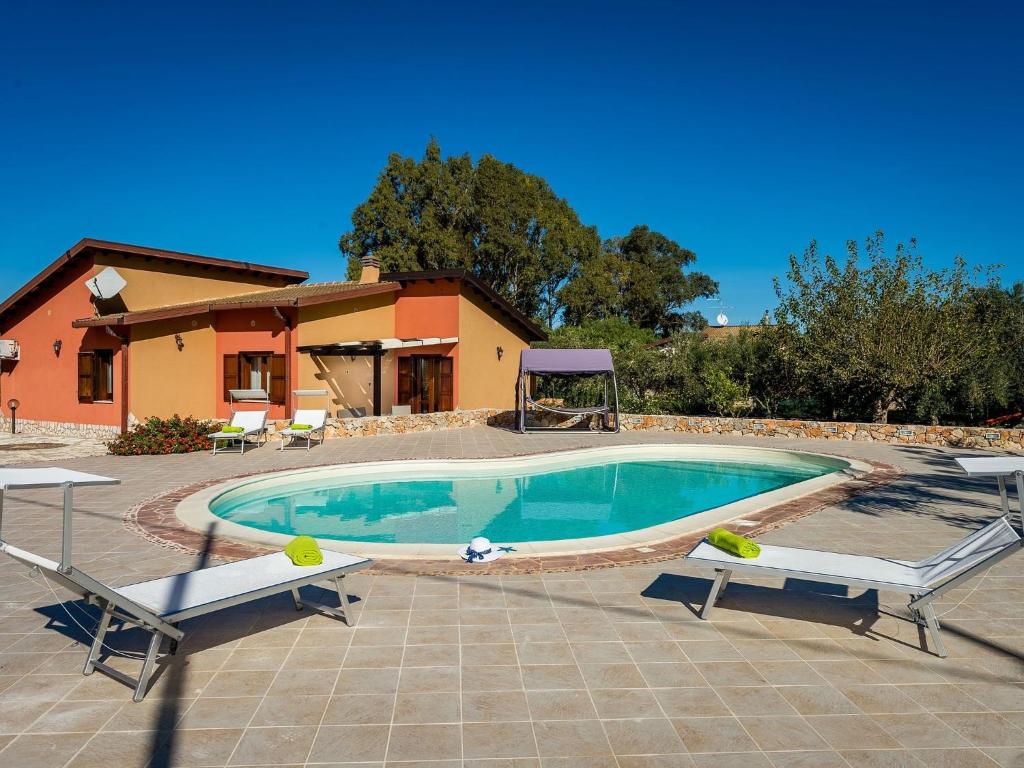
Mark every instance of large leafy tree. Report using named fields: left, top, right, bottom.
left=773, top=231, right=996, bottom=423
left=561, top=225, right=718, bottom=335
left=340, top=139, right=599, bottom=325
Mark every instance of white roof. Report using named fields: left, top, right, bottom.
left=0, top=468, right=120, bottom=491
left=955, top=457, right=1024, bottom=476
left=330, top=337, right=458, bottom=349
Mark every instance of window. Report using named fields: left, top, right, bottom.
left=397, top=355, right=453, bottom=413
left=77, top=349, right=114, bottom=403
left=223, top=352, right=285, bottom=403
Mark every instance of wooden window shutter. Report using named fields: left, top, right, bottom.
left=397, top=356, right=412, bottom=405
left=269, top=354, right=286, bottom=404
left=77, top=352, right=95, bottom=403
left=439, top=357, right=454, bottom=411
left=223, top=354, right=239, bottom=401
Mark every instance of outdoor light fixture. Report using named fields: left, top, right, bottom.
left=496, top=346, right=504, bottom=361
left=174, top=333, right=184, bottom=351
left=53, top=339, right=62, bottom=356
left=7, top=398, right=18, bottom=434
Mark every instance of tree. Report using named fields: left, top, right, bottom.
left=773, top=231, right=996, bottom=424
left=561, top=225, right=717, bottom=335
left=340, top=139, right=599, bottom=325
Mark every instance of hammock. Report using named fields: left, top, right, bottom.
left=525, top=397, right=611, bottom=416
left=517, top=348, right=620, bottom=434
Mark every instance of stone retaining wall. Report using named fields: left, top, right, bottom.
left=11, top=408, right=1022, bottom=452
left=0, top=417, right=121, bottom=439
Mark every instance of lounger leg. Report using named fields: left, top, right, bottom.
left=291, top=588, right=304, bottom=611
left=701, top=569, right=732, bottom=619
left=334, top=575, right=352, bottom=625
left=83, top=601, right=114, bottom=675
left=921, top=603, right=948, bottom=658
left=132, top=631, right=163, bottom=702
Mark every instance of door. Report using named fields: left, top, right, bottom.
left=398, top=355, right=453, bottom=413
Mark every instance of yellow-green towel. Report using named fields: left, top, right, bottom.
left=222, top=425, right=244, bottom=433
left=707, top=528, right=760, bottom=558
left=284, top=535, right=323, bottom=566
left=290, top=424, right=313, bottom=430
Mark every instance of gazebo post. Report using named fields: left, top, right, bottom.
left=372, top=350, right=382, bottom=417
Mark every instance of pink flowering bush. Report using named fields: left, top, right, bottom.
left=107, top=415, right=217, bottom=455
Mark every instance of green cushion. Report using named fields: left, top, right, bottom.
left=221, top=426, right=245, bottom=433
left=290, top=424, right=313, bottom=430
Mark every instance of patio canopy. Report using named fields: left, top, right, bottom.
left=519, top=348, right=614, bottom=375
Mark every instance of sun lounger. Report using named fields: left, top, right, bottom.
left=0, top=468, right=371, bottom=701
left=209, top=409, right=268, bottom=455
left=279, top=408, right=328, bottom=451
left=685, top=516, right=1022, bottom=657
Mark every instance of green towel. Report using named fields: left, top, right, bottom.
left=290, top=424, right=313, bottom=430
left=284, top=535, right=323, bottom=566
left=707, top=528, right=761, bottom=558
left=221, top=425, right=244, bottom=433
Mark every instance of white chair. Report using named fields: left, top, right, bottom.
left=0, top=468, right=372, bottom=701
left=208, top=410, right=268, bottom=455
left=685, top=516, right=1022, bottom=657
left=279, top=408, right=328, bottom=451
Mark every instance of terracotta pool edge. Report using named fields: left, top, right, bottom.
left=124, top=452, right=903, bottom=575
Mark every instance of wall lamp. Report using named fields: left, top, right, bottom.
left=53, top=339, right=62, bottom=356
left=496, top=346, right=504, bottom=361
left=174, top=333, right=184, bottom=351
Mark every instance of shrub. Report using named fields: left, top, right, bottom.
left=107, top=415, right=217, bottom=456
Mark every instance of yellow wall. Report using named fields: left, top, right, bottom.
left=129, top=313, right=217, bottom=420
left=92, top=253, right=294, bottom=312
left=456, top=289, right=533, bottom=409
left=296, top=293, right=396, bottom=416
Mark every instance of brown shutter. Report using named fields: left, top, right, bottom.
left=78, top=352, right=95, bottom=403
left=223, top=354, right=239, bottom=401
left=94, top=351, right=113, bottom=401
left=439, top=357, right=454, bottom=411
left=397, top=356, right=412, bottom=405
left=270, top=354, right=286, bottom=404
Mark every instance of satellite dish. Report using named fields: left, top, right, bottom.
left=716, top=312, right=729, bottom=326
left=85, top=267, right=127, bottom=299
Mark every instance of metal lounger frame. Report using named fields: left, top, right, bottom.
left=692, top=532, right=1023, bottom=658
left=0, top=479, right=366, bottom=701
left=211, top=427, right=267, bottom=455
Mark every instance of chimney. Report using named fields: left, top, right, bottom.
left=359, top=255, right=380, bottom=284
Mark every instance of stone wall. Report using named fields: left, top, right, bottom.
left=263, top=409, right=1024, bottom=452
left=0, top=416, right=121, bottom=439
left=11, top=407, right=1022, bottom=453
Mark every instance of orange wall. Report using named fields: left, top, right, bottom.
left=92, top=253, right=294, bottom=312
left=394, top=282, right=461, bottom=407
left=214, top=308, right=293, bottom=419
left=130, top=314, right=217, bottom=420
left=456, top=288, right=533, bottom=410
left=0, top=259, right=123, bottom=427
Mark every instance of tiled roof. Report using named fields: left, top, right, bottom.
left=72, top=280, right=401, bottom=327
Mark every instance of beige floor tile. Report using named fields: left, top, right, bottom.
left=0, top=732, right=93, bottom=767
left=249, top=694, right=329, bottom=727
left=462, top=721, right=538, bottom=759
left=739, top=715, right=830, bottom=752
left=386, top=723, right=462, bottom=761
left=603, top=717, right=687, bottom=756
left=463, top=690, right=531, bottom=722
left=307, top=723, right=389, bottom=763
left=590, top=688, right=663, bottom=719
left=393, top=691, right=461, bottom=723
left=526, top=688, right=598, bottom=720
left=671, top=715, right=758, bottom=753
left=804, top=714, right=903, bottom=750
left=777, top=685, right=860, bottom=715
left=322, top=693, right=395, bottom=725
left=533, top=719, right=613, bottom=758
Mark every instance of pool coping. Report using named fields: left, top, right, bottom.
left=124, top=444, right=900, bottom=574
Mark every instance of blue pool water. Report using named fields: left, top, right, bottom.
left=209, top=458, right=835, bottom=544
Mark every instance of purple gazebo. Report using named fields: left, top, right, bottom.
left=516, top=348, right=620, bottom=433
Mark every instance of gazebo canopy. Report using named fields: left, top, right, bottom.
left=519, top=348, right=614, bottom=375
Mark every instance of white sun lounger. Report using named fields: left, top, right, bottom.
left=685, top=516, right=1022, bottom=657
left=209, top=409, right=268, bottom=455
left=279, top=410, right=328, bottom=451
left=0, top=468, right=372, bottom=701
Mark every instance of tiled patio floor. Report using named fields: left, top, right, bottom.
left=0, top=427, right=1022, bottom=767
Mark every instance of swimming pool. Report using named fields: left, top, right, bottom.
left=181, top=446, right=861, bottom=557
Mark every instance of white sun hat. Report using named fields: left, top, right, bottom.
left=458, top=536, right=507, bottom=563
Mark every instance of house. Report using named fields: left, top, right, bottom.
left=0, top=239, right=544, bottom=436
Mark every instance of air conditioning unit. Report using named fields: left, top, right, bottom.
left=0, top=340, right=19, bottom=360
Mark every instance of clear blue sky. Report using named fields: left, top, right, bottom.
left=2, top=1, right=1021, bottom=324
